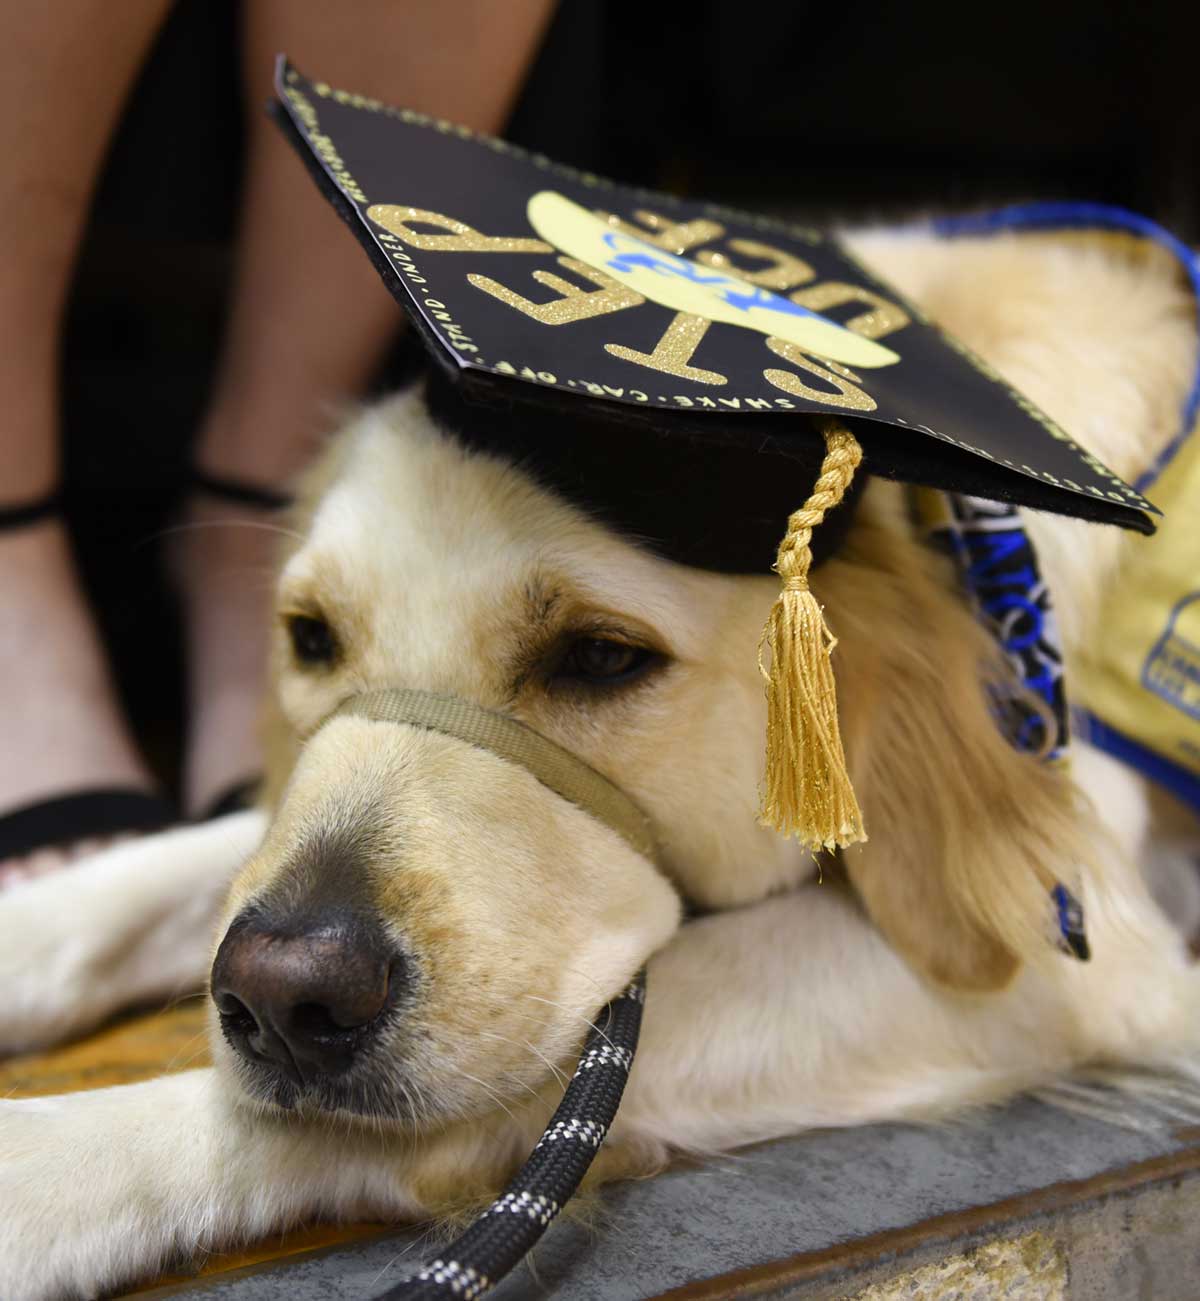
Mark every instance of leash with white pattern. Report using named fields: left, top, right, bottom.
left=378, top=974, right=646, bottom=1299
left=327, top=690, right=655, bottom=1298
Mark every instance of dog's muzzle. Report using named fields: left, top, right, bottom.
left=332, top=687, right=657, bottom=860
left=213, top=687, right=658, bottom=1089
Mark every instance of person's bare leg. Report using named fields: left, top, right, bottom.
left=183, top=0, right=557, bottom=815
left=0, top=1, right=171, bottom=884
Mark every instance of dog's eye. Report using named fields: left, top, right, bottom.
left=287, top=614, right=337, bottom=666
left=557, top=637, right=656, bottom=685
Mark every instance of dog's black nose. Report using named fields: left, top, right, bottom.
left=211, top=914, right=400, bottom=1081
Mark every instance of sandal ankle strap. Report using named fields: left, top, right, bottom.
left=0, top=491, right=61, bottom=531
left=193, top=469, right=292, bottom=511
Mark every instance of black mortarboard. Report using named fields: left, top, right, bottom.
left=271, top=58, right=1158, bottom=855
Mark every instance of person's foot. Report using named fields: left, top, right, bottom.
left=0, top=518, right=156, bottom=886
left=177, top=494, right=280, bottom=818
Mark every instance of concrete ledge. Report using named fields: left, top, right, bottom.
left=143, top=1098, right=1200, bottom=1299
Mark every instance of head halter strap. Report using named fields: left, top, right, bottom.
left=331, top=688, right=657, bottom=862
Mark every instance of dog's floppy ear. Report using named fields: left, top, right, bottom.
left=817, top=502, right=1085, bottom=992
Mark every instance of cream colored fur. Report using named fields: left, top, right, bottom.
left=2, top=229, right=1199, bottom=1300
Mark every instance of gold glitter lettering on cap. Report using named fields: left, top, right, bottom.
left=695, top=239, right=816, bottom=292
left=606, top=312, right=728, bottom=386
left=789, top=282, right=910, bottom=341
left=593, top=208, right=724, bottom=256
left=763, top=337, right=878, bottom=411
left=467, top=256, right=645, bottom=326
left=367, top=205, right=552, bottom=255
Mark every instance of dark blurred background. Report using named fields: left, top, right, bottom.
left=63, top=0, right=1199, bottom=779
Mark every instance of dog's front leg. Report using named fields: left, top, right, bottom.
left=599, top=880, right=1190, bottom=1171
left=598, top=887, right=948, bottom=1170
left=0, top=810, right=266, bottom=1052
left=0, top=1066, right=433, bottom=1301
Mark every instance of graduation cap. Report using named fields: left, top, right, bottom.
left=271, top=58, right=1159, bottom=856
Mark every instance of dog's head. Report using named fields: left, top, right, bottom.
left=209, top=390, right=804, bottom=1124
left=208, top=378, right=1091, bottom=1127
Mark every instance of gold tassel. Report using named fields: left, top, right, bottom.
left=758, top=418, right=866, bottom=852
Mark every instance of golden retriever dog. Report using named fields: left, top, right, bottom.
left=2, top=227, right=1199, bottom=1300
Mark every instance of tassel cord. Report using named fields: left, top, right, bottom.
left=758, top=419, right=866, bottom=851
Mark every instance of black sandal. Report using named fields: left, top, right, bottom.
left=0, top=491, right=175, bottom=861
left=192, top=469, right=292, bottom=512
left=0, top=789, right=174, bottom=862
left=199, top=778, right=261, bottom=821
left=0, top=490, right=62, bottom=529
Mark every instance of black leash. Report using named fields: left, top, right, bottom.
left=375, top=972, right=647, bottom=1299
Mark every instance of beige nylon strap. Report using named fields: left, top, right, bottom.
left=331, top=688, right=656, bottom=862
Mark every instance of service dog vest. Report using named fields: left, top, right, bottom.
left=1076, top=426, right=1200, bottom=813
left=933, top=204, right=1200, bottom=818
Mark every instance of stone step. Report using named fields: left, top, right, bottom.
left=139, top=1096, right=1200, bottom=1299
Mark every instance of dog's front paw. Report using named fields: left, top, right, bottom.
left=1, top=1099, right=71, bottom=1300
left=0, top=879, right=108, bottom=1054
left=0, top=814, right=263, bottom=1054
left=0, top=860, right=141, bottom=1053
left=0, top=1073, right=229, bottom=1300
left=0, top=1069, right=426, bottom=1300
left=0, top=1093, right=148, bottom=1300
